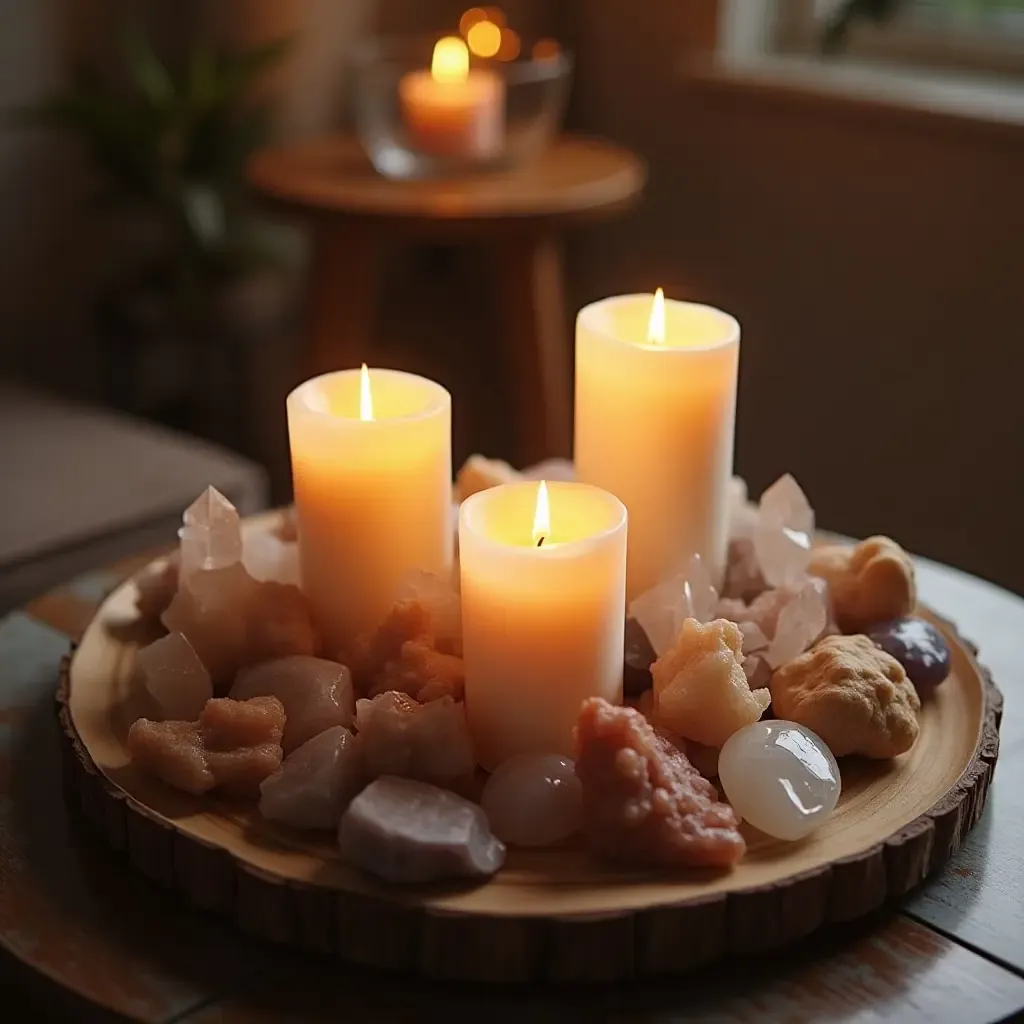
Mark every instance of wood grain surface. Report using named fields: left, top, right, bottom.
left=61, top=517, right=1000, bottom=983
left=1, top=549, right=1022, bottom=1021
left=248, top=135, right=646, bottom=229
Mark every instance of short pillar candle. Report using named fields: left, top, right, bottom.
left=287, top=368, right=452, bottom=651
left=459, top=480, right=627, bottom=771
left=574, top=293, right=740, bottom=600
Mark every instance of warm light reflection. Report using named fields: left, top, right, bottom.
left=431, top=36, right=469, bottom=83
left=532, top=38, right=561, bottom=61
left=647, top=287, right=666, bottom=345
left=532, top=480, right=550, bottom=547
left=359, top=363, right=374, bottom=421
left=459, top=6, right=488, bottom=36
left=467, top=19, right=501, bottom=58
left=496, top=27, right=521, bottom=61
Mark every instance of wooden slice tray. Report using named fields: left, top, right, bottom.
left=58, top=531, right=1003, bottom=983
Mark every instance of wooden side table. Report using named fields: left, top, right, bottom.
left=248, top=135, right=645, bottom=465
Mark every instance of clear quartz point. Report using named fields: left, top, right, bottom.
left=179, top=486, right=242, bottom=585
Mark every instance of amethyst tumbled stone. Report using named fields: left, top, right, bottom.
left=867, top=616, right=951, bottom=692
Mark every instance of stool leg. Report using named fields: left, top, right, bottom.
left=306, top=222, right=380, bottom=376
left=494, top=235, right=572, bottom=465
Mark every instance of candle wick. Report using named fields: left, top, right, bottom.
left=536, top=536, right=545, bottom=548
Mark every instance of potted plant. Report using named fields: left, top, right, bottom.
left=22, top=24, right=294, bottom=435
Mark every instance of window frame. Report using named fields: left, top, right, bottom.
left=732, top=0, right=1024, bottom=77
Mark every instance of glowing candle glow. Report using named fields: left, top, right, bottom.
left=398, top=36, right=505, bottom=160
left=288, top=368, right=452, bottom=650
left=460, top=480, right=627, bottom=769
left=575, top=292, right=740, bottom=600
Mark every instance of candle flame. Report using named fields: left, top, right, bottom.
left=532, top=480, right=550, bottom=547
left=647, top=287, right=666, bottom=345
left=359, top=363, right=374, bottom=421
left=432, top=36, right=469, bottom=83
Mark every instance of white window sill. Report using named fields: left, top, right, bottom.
left=682, top=53, right=1024, bottom=139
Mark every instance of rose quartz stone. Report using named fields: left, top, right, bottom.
left=355, top=692, right=475, bottom=786
left=574, top=698, right=745, bottom=867
left=719, top=720, right=840, bottom=841
left=629, top=553, right=718, bottom=657
left=480, top=754, right=582, bottom=847
left=766, top=577, right=829, bottom=669
left=260, top=726, right=363, bottom=829
left=231, top=656, right=354, bottom=752
left=754, top=474, right=814, bottom=588
left=136, top=631, right=213, bottom=722
left=338, top=775, right=505, bottom=883
left=395, top=569, right=462, bottom=655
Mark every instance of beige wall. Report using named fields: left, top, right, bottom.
left=563, top=3, right=1024, bottom=594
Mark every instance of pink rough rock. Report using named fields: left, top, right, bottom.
left=127, top=720, right=214, bottom=794
left=394, top=570, right=462, bottom=656
left=573, top=699, right=745, bottom=868
left=231, top=656, right=355, bottom=753
left=723, top=537, right=767, bottom=603
left=127, top=695, right=285, bottom=797
left=179, top=486, right=243, bottom=585
left=135, top=558, right=179, bottom=620
left=136, top=631, right=213, bottom=722
left=271, top=507, right=298, bottom=543
left=355, top=691, right=475, bottom=786
left=753, top=474, right=815, bottom=588
left=371, top=639, right=465, bottom=703
left=629, top=553, right=719, bottom=657
left=338, top=775, right=506, bottom=883
left=162, top=564, right=318, bottom=686
left=259, top=726, right=364, bottom=829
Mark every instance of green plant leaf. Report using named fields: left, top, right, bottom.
left=119, top=24, right=175, bottom=108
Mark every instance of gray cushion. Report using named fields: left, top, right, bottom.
left=0, top=383, right=268, bottom=611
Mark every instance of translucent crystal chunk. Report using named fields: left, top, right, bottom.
left=136, top=631, right=213, bottom=722
left=718, top=720, right=840, bottom=841
left=243, top=532, right=300, bottom=587
left=179, top=487, right=242, bottom=585
left=754, top=474, right=814, bottom=587
left=629, top=553, right=718, bottom=657
left=338, top=776, right=506, bottom=883
left=260, top=726, right=363, bottom=830
left=766, top=577, right=829, bottom=669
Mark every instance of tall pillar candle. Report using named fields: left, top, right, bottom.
left=575, top=293, right=740, bottom=600
left=288, top=368, right=451, bottom=651
left=460, top=480, right=627, bottom=770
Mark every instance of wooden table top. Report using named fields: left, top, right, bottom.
left=248, top=135, right=646, bottom=228
left=2, top=549, right=1023, bottom=1023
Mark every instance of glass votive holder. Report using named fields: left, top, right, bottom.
left=352, top=34, right=573, bottom=180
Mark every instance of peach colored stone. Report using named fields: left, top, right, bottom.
left=573, top=698, right=745, bottom=868
left=136, top=631, right=212, bottom=722
left=651, top=618, right=770, bottom=748
left=200, top=695, right=285, bottom=750
left=127, top=719, right=214, bottom=795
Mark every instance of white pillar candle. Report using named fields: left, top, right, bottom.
left=288, top=367, right=452, bottom=651
left=399, top=36, right=505, bottom=161
left=575, top=292, right=740, bottom=600
left=460, top=480, right=627, bottom=770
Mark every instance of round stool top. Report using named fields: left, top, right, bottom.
left=248, top=135, right=645, bottom=227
